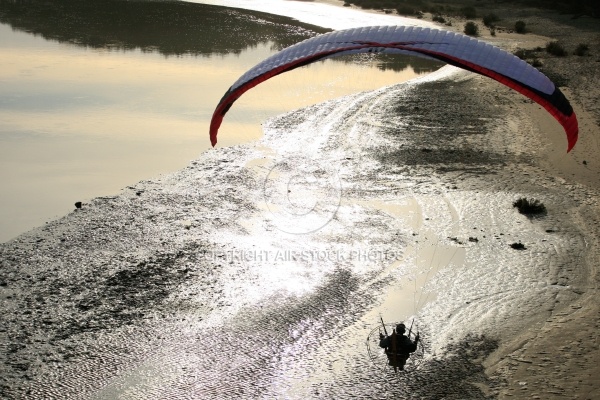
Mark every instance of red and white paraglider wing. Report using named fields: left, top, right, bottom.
left=209, top=25, right=578, bottom=151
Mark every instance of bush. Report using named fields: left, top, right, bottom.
left=546, top=41, right=567, bottom=56
left=514, top=49, right=526, bottom=59
left=513, top=198, right=547, bottom=215
left=514, top=48, right=539, bottom=60
left=464, top=21, right=479, bottom=36
left=531, top=58, right=543, bottom=67
left=574, top=43, right=590, bottom=56
left=514, top=49, right=543, bottom=67
left=514, top=20, right=526, bottom=33
left=483, top=13, right=500, bottom=27
left=510, top=242, right=526, bottom=250
left=432, top=14, right=446, bottom=23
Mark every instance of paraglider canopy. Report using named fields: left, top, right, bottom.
left=210, top=25, right=578, bottom=151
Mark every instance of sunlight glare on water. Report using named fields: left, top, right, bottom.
left=190, top=0, right=438, bottom=30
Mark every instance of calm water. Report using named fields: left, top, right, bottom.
left=0, top=0, right=439, bottom=242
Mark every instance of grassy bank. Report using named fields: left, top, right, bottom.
left=342, top=0, right=599, bottom=19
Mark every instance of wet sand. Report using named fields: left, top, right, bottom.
left=1, top=1, right=599, bottom=399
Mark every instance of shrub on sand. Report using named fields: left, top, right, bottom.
left=514, top=49, right=527, bottom=59
left=531, top=58, right=543, bottom=67
left=464, top=21, right=479, bottom=36
left=510, top=242, right=526, bottom=250
left=432, top=14, right=446, bottom=23
left=546, top=41, right=567, bottom=56
left=574, top=43, right=590, bottom=56
left=515, top=20, right=527, bottom=33
left=513, top=198, right=547, bottom=215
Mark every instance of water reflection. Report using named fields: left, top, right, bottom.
left=0, top=0, right=441, bottom=242
left=0, top=0, right=327, bottom=55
